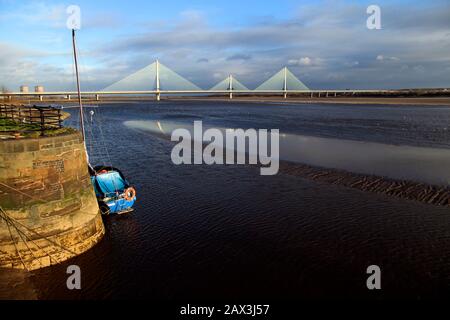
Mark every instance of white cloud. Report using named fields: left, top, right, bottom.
left=299, top=57, right=312, bottom=65
left=0, top=2, right=66, bottom=28
left=288, top=57, right=322, bottom=67
left=0, top=2, right=449, bottom=90
left=376, top=55, right=400, bottom=62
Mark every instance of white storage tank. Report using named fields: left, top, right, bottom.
left=34, top=85, right=44, bottom=93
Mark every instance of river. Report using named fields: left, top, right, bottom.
left=5, top=100, right=450, bottom=299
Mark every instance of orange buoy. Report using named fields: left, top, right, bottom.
left=124, top=187, right=136, bottom=201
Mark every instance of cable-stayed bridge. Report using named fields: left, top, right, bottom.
left=1, top=60, right=393, bottom=101
left=103, top=60, right=202, bottom=93
left=101, top=60, right=310, bottom=100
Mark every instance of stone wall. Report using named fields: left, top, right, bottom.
left=0, top=132, right=105, bottom=270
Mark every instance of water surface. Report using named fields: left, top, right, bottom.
left=4, top=101, right=450, bottom=299
left=125, top=118, right=450, bottom=186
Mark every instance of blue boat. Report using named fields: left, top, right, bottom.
left=89, top=166, right=136, bottom=215
left=70, top=29, right=137, bottom=216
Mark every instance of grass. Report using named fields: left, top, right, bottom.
left=0, top=118, right=77, bottom=138
left=25, top=127, right=77, bottom=138
left=0, top=118, right=41, bottom=131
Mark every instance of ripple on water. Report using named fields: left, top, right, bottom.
left=10, top=101, right=450, bottom=299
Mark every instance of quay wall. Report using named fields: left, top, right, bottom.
left=0, top=132, right=105, bottom=270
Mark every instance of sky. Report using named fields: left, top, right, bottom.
left=0, top=0, right=449, bottom=91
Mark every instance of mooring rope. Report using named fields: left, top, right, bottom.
left=0, top=181, right=47, bottom=204
left=1, top=208, right=29, bottom=271
left=0, top=181, right=97, bottom=217
left=10, top=216, right=44, bottom=269
left=0, top=205, right=78, bottom=258
left=0, top=206, right=58, bottom=268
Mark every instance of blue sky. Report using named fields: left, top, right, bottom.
left=0, top=0, right=449, bottom=91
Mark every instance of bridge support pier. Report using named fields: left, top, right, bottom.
left=318, top=92, right=321, bottom=98
left=310, top=92, right=313, bottom=98
left=156, top=92, right=161, bottom=101
left=39, top=95, right=43, bottom=101
left=334, top=92, right=337, bottom=97
left=283, top=91, right=287, bottom=99
left=67, top=95, right=71, bottom=100
left=326, top=91, right=329, bottom=98
left=229, top=92, right=233, bottom=99
left=95, top=94, right=99, bottom=101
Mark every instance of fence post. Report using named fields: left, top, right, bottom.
left=58, top=109, right=62, bottom=128
left=18, top=106, right=22, bottom=123
left=39, top=108, right=45, bottom=136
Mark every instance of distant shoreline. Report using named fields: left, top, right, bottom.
left=4, top=95, right=450, bottom=106
left=165, top=96, right=450, bottom=106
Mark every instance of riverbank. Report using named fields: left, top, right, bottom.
left=187, top=96, right=450, bottom=106
left=4, top=95, right=450, bottom=107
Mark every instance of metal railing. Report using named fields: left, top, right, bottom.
left=0, top=104, right=62, bottom=136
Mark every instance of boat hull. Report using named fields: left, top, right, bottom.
left=100, top=196, right=136, bottom=215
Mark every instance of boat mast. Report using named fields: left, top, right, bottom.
left=71, top=29, right=85, bottom=141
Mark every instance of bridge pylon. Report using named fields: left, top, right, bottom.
left=255, top=66, right=309, bottom=98
left=229, top=75, right=233, bottom=99
left=210, top=74, right=248, bottom=99
left=156, top=59, right=160, bottom=101
left=102, top=59, right=201, bottom=101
